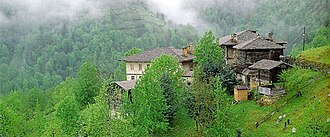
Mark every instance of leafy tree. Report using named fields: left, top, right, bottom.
left=159, top=73, right=176, bottom=126
left=191, top=69, right=217, bottom=135
left=191, top=31, right=236, bottom=135
left=0, top=91, right=28, bottom=136
left=80, top=84, right=111, bottom=136
left=124, top=55, right=183, bottom=136
left=55, top=96, right=80, bottom=136
left=194, top=30, right=225, bottom=78
left=204, top=77, right=235, bottom=136
left=75, top=62, right=101, bottom=109
left=29, top=100, right=46, bottom=137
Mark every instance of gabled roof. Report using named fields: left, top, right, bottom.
left=248, top=59, right=291, bottom=70
left=115, top=80, right=136, bottom=91
left=233, top=37, right=285, bottom=50
left=121, top=47, right=194, bottom=62
left=219, top=30, right=287, bottom=46
left=219, top=30, right=257, bottom=45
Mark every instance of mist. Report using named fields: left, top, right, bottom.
left=0, top=0, right=134, bottom=25
left=0, top=0, right=259, bottom=28
left=146, top=0, right=259, bottom=33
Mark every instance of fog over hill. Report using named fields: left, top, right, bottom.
left=0, top=0, right=259, bottom=30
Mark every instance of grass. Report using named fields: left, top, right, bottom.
left=298, top=45, right=330, bottom=66
left=231, top=69, right=330, bottom=137
left=164, top=106, right=196, bottom=137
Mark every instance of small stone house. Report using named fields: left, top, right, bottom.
left=247, top=59, right=292, bottom=85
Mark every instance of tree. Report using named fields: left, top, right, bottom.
left=191, top=68, right=217, bottom=135
left=191, top=31, right=236, bottom=135
left=194, top=30, right=225, bottom=79
left=75, top=62, right=101, bottom=109
left=80, top=84, right=111, bottom=136
left=0, top=91, right=28, bottom=136
left=124, top=55, right=183, bottom=136
left=204, top=77, right=235, bottom=136
left=55, top=96, right=80, bottom=136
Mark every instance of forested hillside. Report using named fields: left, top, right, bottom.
left=0, top=0, right=328, bottom=93
left=0, top=1, right=198, bottom=93
left=0, top=0, right=329, bottom=136
left=199, top=0, right=329, bottom=53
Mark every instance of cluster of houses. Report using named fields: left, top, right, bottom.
left=114, top=30, right=292, bottom=102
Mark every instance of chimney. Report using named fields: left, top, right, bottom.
left=182, top=44, right=194, bottom=57
left=268, top=32, right=273, bottom=41
left=182, top=47, right=188, bottom=57
left=230, top=33, right=238, bottom=43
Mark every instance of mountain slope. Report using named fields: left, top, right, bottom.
left=231, top=47, right=330, bottom=136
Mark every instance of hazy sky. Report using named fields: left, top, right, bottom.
left=0, top=0, right=212, bottom=25
left=0, top=0, right=257, bottom=30
left=0, top=0, right=110, bottom=25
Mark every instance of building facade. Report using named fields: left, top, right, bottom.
left=121, top=47, right=195, bottom=81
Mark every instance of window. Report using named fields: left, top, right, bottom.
left=131, top=76, right=135, bottom=80
left=130, top=64, right=134, bottom=71
left=139, top=64, right=142, bottom=71
left=147, top=64, right=150, bottom=68
left=139, top=76, right=142, bottom=79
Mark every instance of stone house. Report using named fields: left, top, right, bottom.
left=219, top=30, right=287, bottom=82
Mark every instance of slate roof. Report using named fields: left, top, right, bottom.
left=219, top=30, right=257, bottom=45
left=183, top=71, right=193, bottom=77
left=121, top=48, right=194, bottom=62
left=236, top=85, right=249, bottom=90
left=233, top=37, right=285, bottom=50
left=219, top=30, right=287, bottom=46
left=115, top=80, right=136, bottom=91
left=248, top=59, right=290, bottom=70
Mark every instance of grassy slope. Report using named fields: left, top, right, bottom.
left=166, top=47, right=330, bottom=137
left=231, top=46, right=330, bottom=137
left=232, top=69, right=329, bottom=136
left=298, top=45, right=330, bottom=66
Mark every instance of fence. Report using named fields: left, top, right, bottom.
left=281, top=56, right=330, bottom=74
left=255, top=74, right=324, bottom=128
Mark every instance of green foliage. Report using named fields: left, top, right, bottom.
left=205, top=77, right=235, bottom=136
left=55, top=96, right=80, bottom=136
left=80, top=85, right=111, bottom=136
left=124, top=55, right=183, bottom=136
left=231, top=68, right=329, bottom=137
left=298, top=45, right=330, bottom=66
left=194, top=30, right=224, bottom=77
left=291, top=26, right=330, bottom=56
left=125, top=47, right=142, bottom=56
left=160, top=73, right=176, bottom=126
left=75, top=62, right=101, bottom=109
left=191, top=74, right=217, bottom=135
left=190, top=31, right=236, bottom=135
left=0, top=1, right=198, bottom=94
left=279, top=68, right=320, bottom=92
left=29, top=100, right=46, bottom=137
left=0, top=91, right=28, bottom=136
left=194, top=30, right=236, bottom=94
